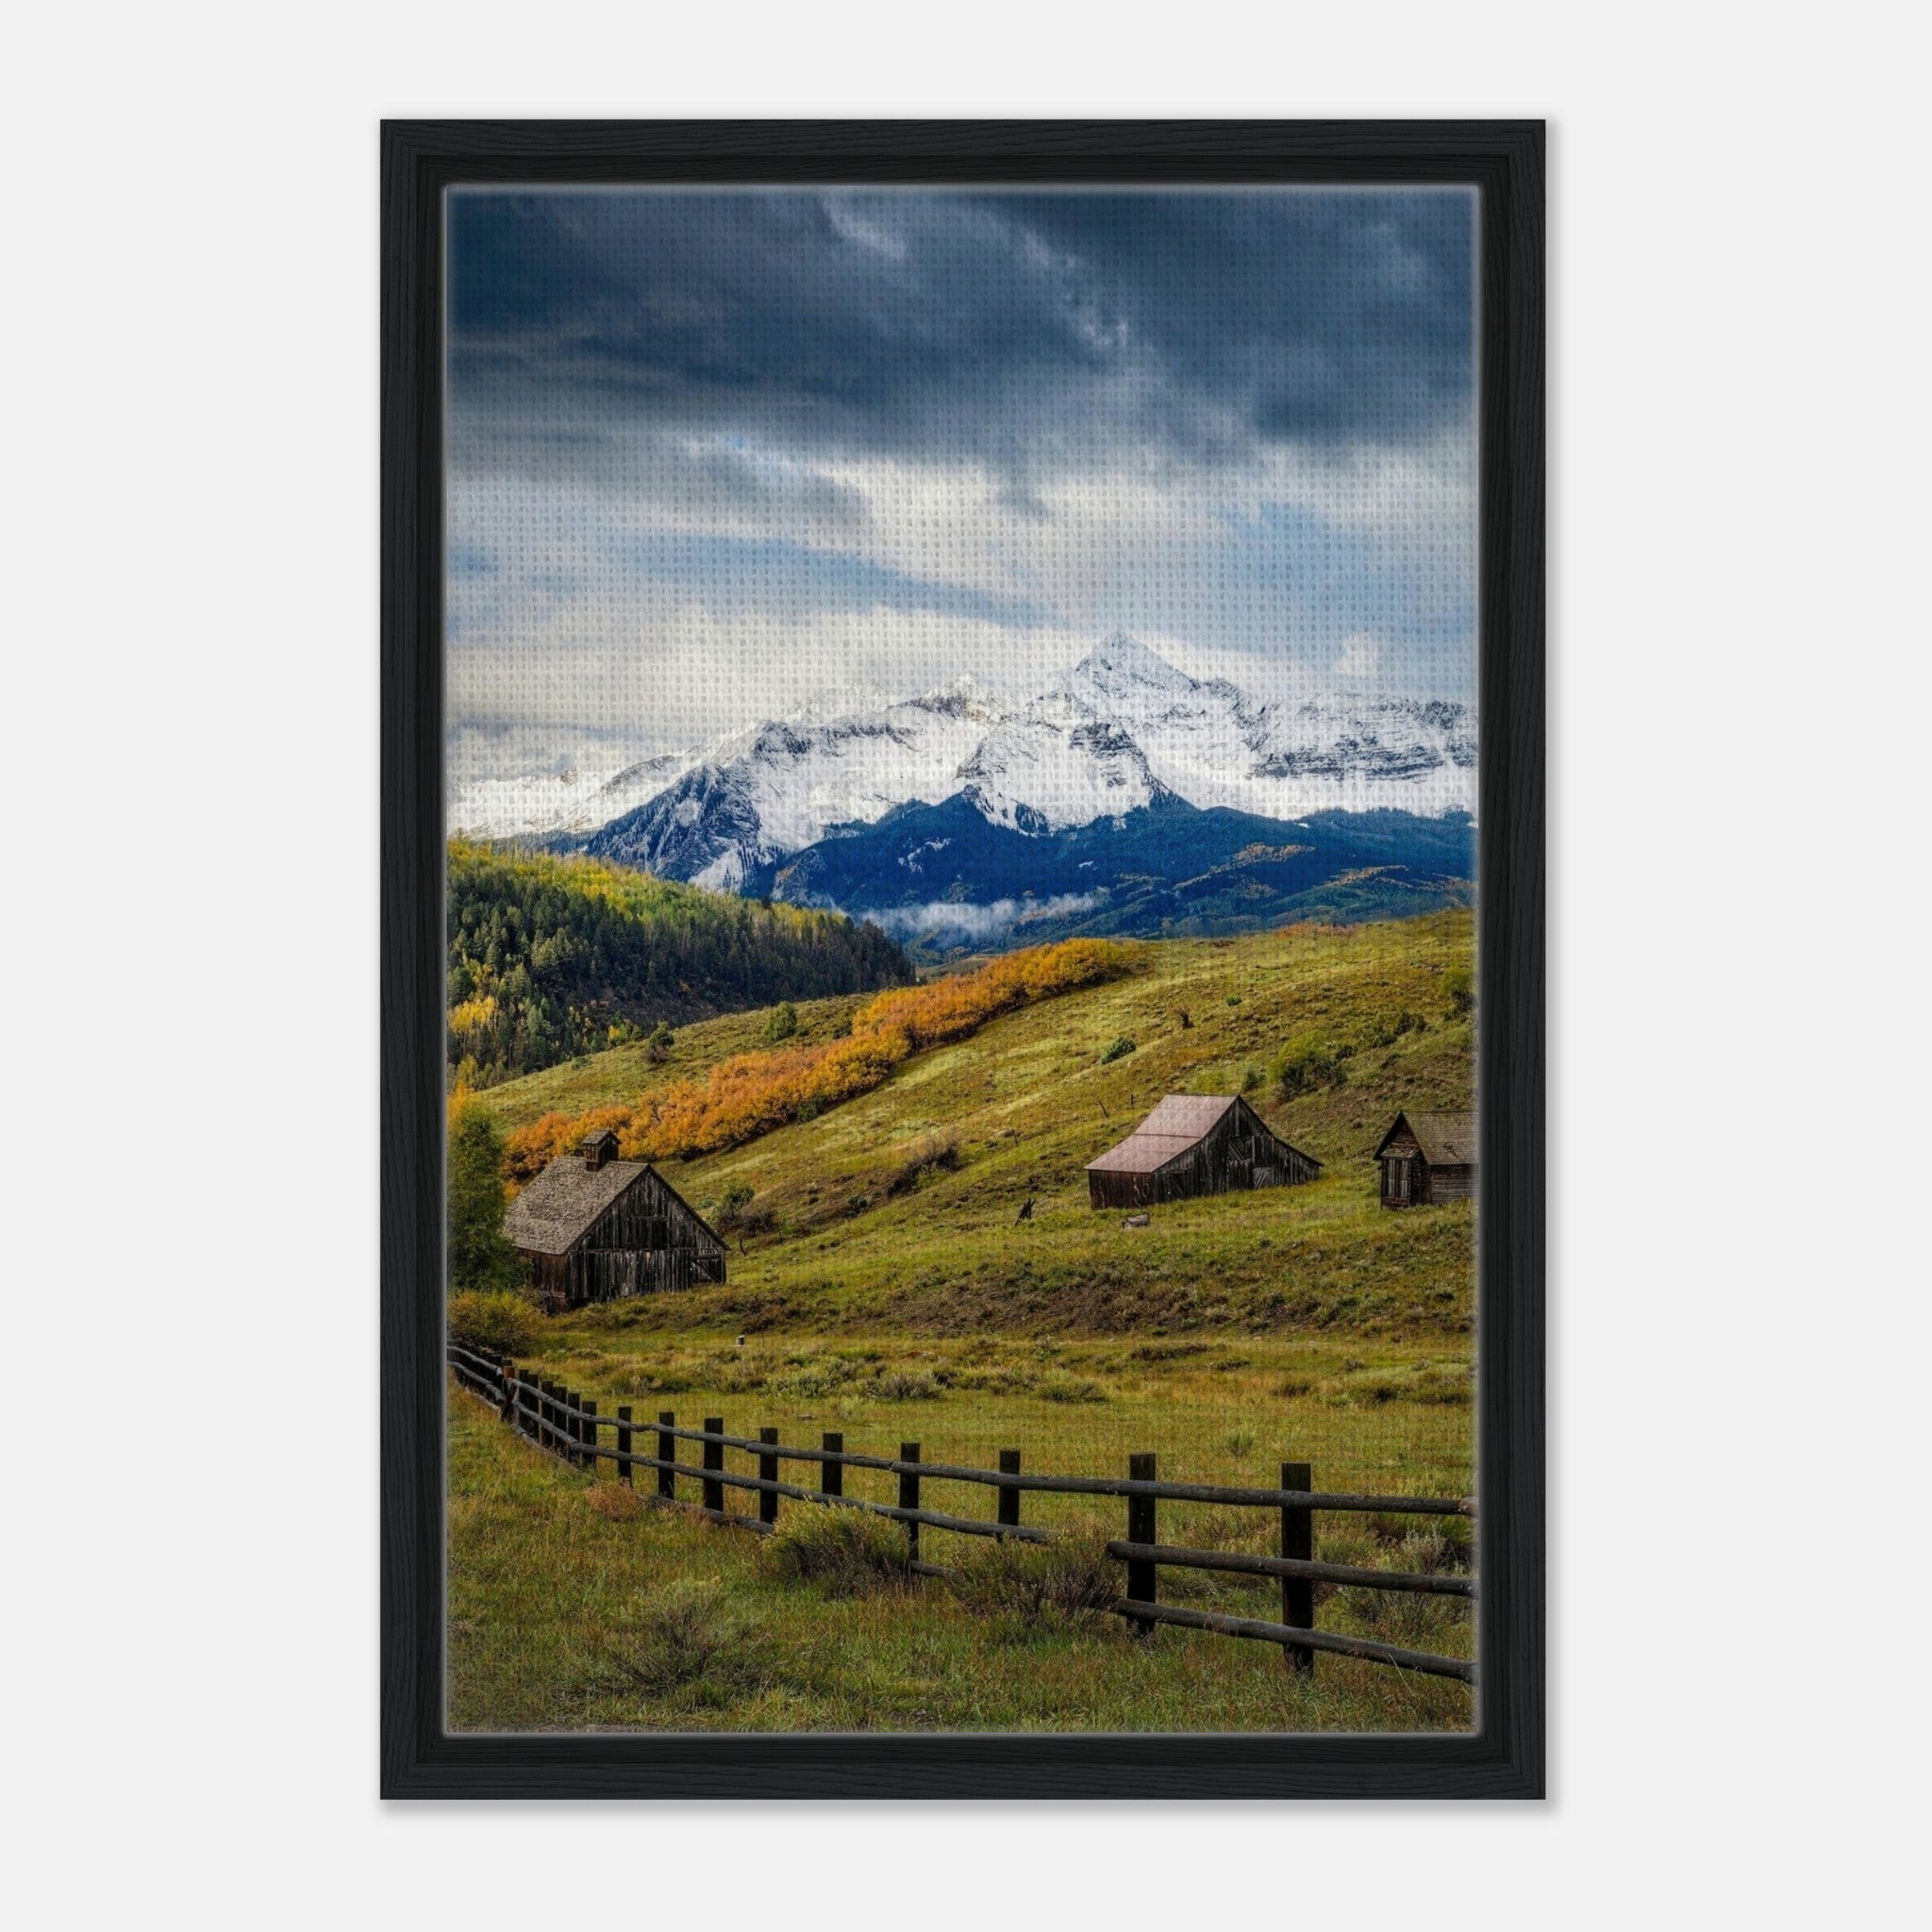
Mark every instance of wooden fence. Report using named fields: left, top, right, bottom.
left=447, top=1339, right=1475, bottom=1685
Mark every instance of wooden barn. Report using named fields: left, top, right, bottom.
left=1085, top=1094, right=1322, bottom=1210
left=503, top=1129, right=726, bottom=1309
left=1374, top=1109, right=1477, bottom=1208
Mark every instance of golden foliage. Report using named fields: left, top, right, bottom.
left=501, top=940, right=1137, bottom=1176
left=448, top=994, right=498, bottom=1037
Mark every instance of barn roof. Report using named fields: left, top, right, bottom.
left=504, top=1157, right=647, bottom=1256
left=1375, top=1109, right=1477, bottom=1167
left=1085, top=1095, right=1237, bottom=1175
left=1085, top=1093, right=1321, bottom=1178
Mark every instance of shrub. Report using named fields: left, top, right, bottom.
left=1331, top=1528, right=1474, bottom=1648
left=761, top=1000, right=799, bottom=1043
left=762, top=1507, right=914, bottom=1595
left=887, top=1131, right=961, bottom=1196
left=1442, top=964, right=1474, bottom=1019
left=1039, top=1374, right=1108, bottom=1405
left=645, top=1020, right=675, bottom=1062
left=1273, top=1033, right=1341, bottom=1098
left=446, top=1289, right=538, bottom=1356
left=1241, top=1062, right=1265, bottom=1093
left=620, top=1362, right=696, bottom=1396
left=1100, top=1036, right=1136, bottom=1064
left=771, top=1352, right=869, bottom=1399
left=846, top=1193, right=873, bottom=1218
left=944, top=1528, right=1117, bottom=1627
left=715, top=1182, right=755, bottom=1232
left=606, top=1580, right=755, bottom=1691
left=872, top=1368, right=941, bottom=1402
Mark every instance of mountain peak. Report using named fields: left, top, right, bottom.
left=1074, top=632, right=1196, bottom=695
left=908, top=672, right=1005, bottom=722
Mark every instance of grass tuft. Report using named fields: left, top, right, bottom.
left=943, top=1527, right=1119, bottom=1629
left=602, top=1580, right=766, bottom=1694
left=762, top=1507, right=916, bottom=1596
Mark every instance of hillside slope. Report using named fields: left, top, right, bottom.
left=477, top=912, right=1475, bottom=1338
left=447, top=842, right=910, bottom=1086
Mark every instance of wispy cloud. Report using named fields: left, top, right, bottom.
left=865, top=893, right=1101, bottom=941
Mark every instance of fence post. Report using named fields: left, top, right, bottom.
left=1124, top=1452, right=1158, bottom=1635
left=540, top=1381, right=556, bottom=1452
left=565, top=1390, right=582, bottom=1465
left=899, top=1442, right=921, bottom=1562
left=758, top=1426, right=780, bottom=1527
left=547, top=1382, right=565, bottom=1456
left=702, top=1417, right=724, bottom=1515
left=616, top=1406, right=633, bottom=1485
left=1280, top=1460, right=1315, bottom=1676
left=820, top=1432, right=843, bottom=1498
left=581, top=1398, right=598, bottom=1474
left=658, top=1412, right=676, bottom=1501
left=498, top=1362, right=516, bottom=1424
left=997, top=1449, right=1022, bottom=1532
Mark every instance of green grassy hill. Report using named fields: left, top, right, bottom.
left=453, top=909, right=1478, bottom=1734
left=477, top=910, right=1475, bottom=1341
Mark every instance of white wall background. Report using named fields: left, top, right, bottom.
left=4, top=4, right=1924, bottom=1924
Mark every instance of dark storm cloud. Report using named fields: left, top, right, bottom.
left=445, top=187, right=1479, bottom=766
left=447, top=188, right=1472, bottom=473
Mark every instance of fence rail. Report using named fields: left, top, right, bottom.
left=446, top=1339, right=1476, bottom=1687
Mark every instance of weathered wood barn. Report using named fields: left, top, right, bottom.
left=503, top=1129, right=726, bottom=1309
left=1085, top=1094, right=1322, bottom=1210
left=1374, top=1110, right=1477, bottom=1208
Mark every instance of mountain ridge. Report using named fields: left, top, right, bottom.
left=450, top=636, right=1477, bottom=951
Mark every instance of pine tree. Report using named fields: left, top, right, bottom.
left=448, top=1100, right=523, bottom=1291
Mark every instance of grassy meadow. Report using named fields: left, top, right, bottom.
left=451, top=910, right=1478, bottom=1731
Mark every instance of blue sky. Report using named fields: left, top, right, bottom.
left=446, top=187, right=1476, bottom=776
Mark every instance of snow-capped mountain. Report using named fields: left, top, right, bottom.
left=448, top=636, right=1476, bottom=894
left=580, top=679, right=1006, bottom=891
left=446, top=748, right=698, bottom=843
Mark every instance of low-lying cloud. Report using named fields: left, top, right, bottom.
left=865, top=893, right=1101, bottom=941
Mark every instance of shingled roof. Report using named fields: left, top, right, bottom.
left=1086, top=1094, right=1236, bottom=1175
left=1375, top=1110, right=1477, bottom=1167
left=503, top=1157, right=650, bottom=1257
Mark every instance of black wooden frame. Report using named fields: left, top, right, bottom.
left=382, top=119, right=1543, bottom=1799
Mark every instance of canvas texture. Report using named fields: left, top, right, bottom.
left=442, top=188, right=1480, bottom=1734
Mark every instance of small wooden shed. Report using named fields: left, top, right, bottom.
left=1374, top=1109, right=1476, bottom=1208
left=504, top=1129, right=726, bottom=1309
left=1085, top=1094, right=1322, bottom=1210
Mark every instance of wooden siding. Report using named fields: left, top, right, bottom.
left=1087, top=1098, right=1320, bottom=1210
left=1377, top=1124, right=1475, bottom=1208
left=522, top=1165, right=725, bottom=1310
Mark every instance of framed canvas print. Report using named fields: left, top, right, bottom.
left=382, top=120, right=1543, bottom=1798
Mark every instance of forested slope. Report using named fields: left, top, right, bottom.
left=447, top=843, right=911, bottom=1085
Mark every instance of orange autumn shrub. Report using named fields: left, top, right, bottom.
left=852, top=938, right=1134, bottom=1049
left=504, top=1103, right=636, bottom=1183
left=503, top=940, right=1138, bottom=1175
